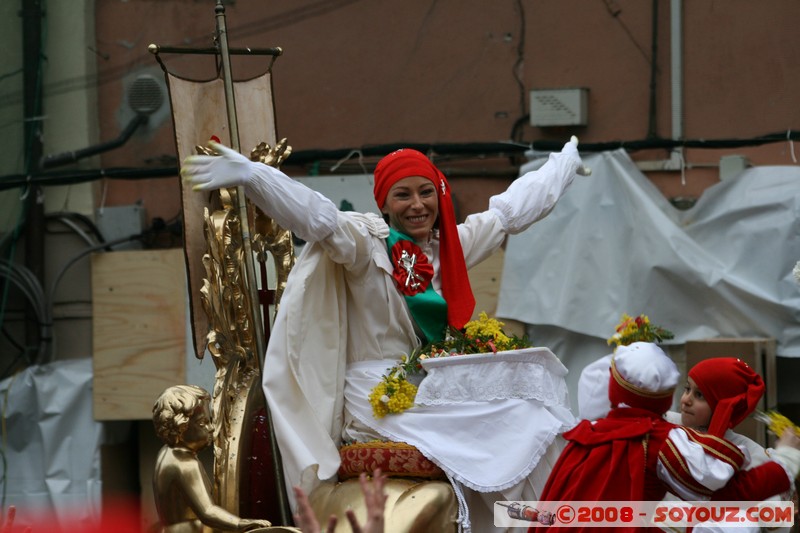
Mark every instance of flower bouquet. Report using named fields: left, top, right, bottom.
left=607, top=313, right=674, bottom=348
left=369, top=313, right=532, bottom=418
left=754, top=409, right=800, bottom=438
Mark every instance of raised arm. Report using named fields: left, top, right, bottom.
left=457, top=136, right=589, bottom=267
left=713, top=430, right=800, bottom=501
left=181, top=141, right=339, bottom=243
left=487, top=136, right=589, bottom=235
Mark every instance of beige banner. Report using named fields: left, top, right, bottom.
left=167, top=72, right=277, bottom=359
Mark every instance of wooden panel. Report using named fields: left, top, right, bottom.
left=685, top=338, right=776, bottom=447
left=92, top=249, right=187, bottom=420
left=468, top=247, right=505, bottom=319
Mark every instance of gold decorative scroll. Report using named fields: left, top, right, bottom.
left=196, top=141, right=293, bottom=514
left=201, top=184, right=259, bottom=513
left=249, top=140, right=295, bottom=312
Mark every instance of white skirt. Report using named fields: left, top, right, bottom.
left=342, top=354, right=575, bottom=493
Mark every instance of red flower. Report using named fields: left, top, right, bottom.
left=391, top=240, right=433, bottom=296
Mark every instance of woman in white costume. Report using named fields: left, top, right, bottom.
left=182, top=138, right=590, bottom=532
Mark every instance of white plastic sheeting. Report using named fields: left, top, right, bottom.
left=0, top=358, right=104, bottom=531
left=497, top=149, right=800, bottom=408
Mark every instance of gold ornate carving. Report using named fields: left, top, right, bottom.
left=249, top=139, right=295, bottom=316
left=196, top=140, right=294, bottom=517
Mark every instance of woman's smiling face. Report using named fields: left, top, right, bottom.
left=381, top=176, right=439, bottom=243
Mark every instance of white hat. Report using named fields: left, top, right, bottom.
left=609, top=342, right=680, bottom=413
left=578, top=342, right=679, bottom=419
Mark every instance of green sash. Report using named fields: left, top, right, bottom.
left=387, top=228, right=448, bottom=342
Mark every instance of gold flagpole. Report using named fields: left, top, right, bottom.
left=213, top=2, right=264, bottom=365
left=213, top=1, right=291, bottom=524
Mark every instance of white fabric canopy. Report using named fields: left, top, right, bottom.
left=497, top=149, right=800, bottom=407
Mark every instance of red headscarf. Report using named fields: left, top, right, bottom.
left=688, top=357, right=764, bottom=437
left=373, top=149, right=475, bottom=330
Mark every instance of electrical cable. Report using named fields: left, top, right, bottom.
left=45, top=233, right=143, bottom=364
left=4, top=218, right=162, bottom=367
left=0, top=261, right=49, bottom=366
left=1, top=325, right=25, bottom=355
left=266, top=129, right=800, bottom=166
left=509, top=115, right=530, bottom=146
left=511, top=0, right=527, bottom=143
left=2, top=130, right=800, bottom=190
left=0, top=263, right=46, bottom=324
left=0, top=201, right=30, bottom=396
left=0, top=350, right=31, bottom=383
left=0, top=319, right=31, bottom=382
left=646, top=0, right=659, bottom=139
left=46, top=217, right=96, bottom=248
left=0, top=267, right=45, bottom=324
left=0, top=68, right=23, bottom=85
left=26, top=209, right=179, bottom=365
left=46, top=211, right=109, bottom=249
left=0, top=166, right=179, bottom=191
left=602, top=0, right=651, bottom=63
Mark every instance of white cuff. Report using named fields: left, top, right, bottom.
left=771, top=445, right=800, bottom=480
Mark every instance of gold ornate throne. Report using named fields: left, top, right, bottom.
left=153, top=16, right=296, bottom=525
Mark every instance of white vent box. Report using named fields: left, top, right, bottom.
left=529, top=88, right=588, bottom=127
left=719, top=154, right=750, bottom=181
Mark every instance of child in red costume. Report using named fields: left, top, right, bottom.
left=530, top=343, right=800, bottom=532
left=662, top=357, right=797, bottom=532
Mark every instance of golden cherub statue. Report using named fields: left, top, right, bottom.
left=152, top=385, right=296, bottom=533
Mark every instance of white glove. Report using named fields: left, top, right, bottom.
left=563, top=135, right=592, bottom=176
left=181, top=141, right=255, bottom=191
left=772, top=439, right=800, bottom=479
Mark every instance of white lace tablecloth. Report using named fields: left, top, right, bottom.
left=343, top=347, right=575, bottom=496
left=416, top=347, right=569, bottom=406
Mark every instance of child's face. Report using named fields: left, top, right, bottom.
left=680, top=377, right=712, bottom=430
left=181, top=401, right=213, bottom=451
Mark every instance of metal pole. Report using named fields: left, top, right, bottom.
left=22, top=0, right=46, bottom=364
left=214, top=1, right=264, bottom=367
left=214, top=1, right=291, bottom=525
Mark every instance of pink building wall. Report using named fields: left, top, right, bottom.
left=92, top=0, right=800, bottom=221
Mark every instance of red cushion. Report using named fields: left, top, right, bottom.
left=338, top=441, right=446, bottom=481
